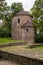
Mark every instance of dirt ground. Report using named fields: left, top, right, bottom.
left=0, top=60, right=20, bottom=65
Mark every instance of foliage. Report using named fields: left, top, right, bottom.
left=31, top=0, right=43, bottom=43
left=35, top=33, right=43, bottom=43
left=31, top=0, right=43, bottom=19
left=0, top=1, right=10, bottom=19
left=31, top=0, right=43, bottom=31
left=11, top=2, right=23, bottom=17
left=0, top=1, right=11, bottom=37
left=0, top=1, right=23, bottom=38
left=0, top=0, right=5, bottom=2
left=0, top=27, right=11, bottom=38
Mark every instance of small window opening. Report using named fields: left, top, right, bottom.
left=26, top=28, right=28, bottom=32
left=0, top=55, right=2, bottom=59
left=18, top=19, right=20, bottom=23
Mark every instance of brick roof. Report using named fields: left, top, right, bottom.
left=21, top=21, right=34, bottom=28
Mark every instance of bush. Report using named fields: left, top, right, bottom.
left=35, top=33, right=43, bottom=43
left=0, top=28, right=11, bottom=38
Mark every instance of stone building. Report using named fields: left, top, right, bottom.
left=11, top=9, right=35, bottom=43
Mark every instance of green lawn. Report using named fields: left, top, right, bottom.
left=0, top=38, right=23, bottom=44
left=26, top=45, right=43, bottom=50
left=0, top=38, right=43, bottom=50
left=33, top=46, right=43, bottom=50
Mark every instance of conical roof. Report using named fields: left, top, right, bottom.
left=15, top=9, right=29, bottom=15
left=12, top=9, right=33, bottom=18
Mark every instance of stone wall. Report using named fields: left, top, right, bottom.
left=12, top=15, right=31, bottom=40
left=22, top=27, right=35, bottom=43
left=0, top=51, right=43, bottom=65
left=0, top=42, right=27, bottom=48
left=11, top=15, right=35, bottom=43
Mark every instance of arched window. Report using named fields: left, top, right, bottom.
left=18, top=19, right=20, bottom=23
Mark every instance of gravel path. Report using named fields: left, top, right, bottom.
left=0, top=60, right=20, bottom=65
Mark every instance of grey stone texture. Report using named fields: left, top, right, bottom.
left=0, top=42, right=27, bottom=48
left=0, top=51, right=43, bottom=65
left=11, top=9, right=35, bottom=43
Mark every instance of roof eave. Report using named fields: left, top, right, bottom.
left=21, top=26, right=34, bottom=28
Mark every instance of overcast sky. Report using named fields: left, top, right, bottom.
left=6, top=0, right=35, bottom=11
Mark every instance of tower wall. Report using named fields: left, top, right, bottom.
left=11, top=15, right=35, bottom=43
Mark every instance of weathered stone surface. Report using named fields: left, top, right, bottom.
left=11, top=10, right=35, bottom=43
left=0, top=51, right=43, bottom=65
left=0, top=42, right=27, bottom=48
left=0, top=60, right=20, bottom=65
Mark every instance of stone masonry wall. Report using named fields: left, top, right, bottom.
left=0, top=51, right=43, bottom=65
left=0, top=42, right=27, bottom=48
left=11, top=15, right=35, bottom=43
left=22, top=27, right=34, bottom=43
left=12, top=15, right=31, bottom=40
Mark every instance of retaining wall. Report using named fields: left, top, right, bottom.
left=0, top=51, right=43, bottom=65
left=0, top=42, right=27, bottom=48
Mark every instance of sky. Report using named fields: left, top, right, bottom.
left=6, top=0, right=35, bottom=11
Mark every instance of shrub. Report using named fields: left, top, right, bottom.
left=0, top=28, right=11, bottom=38
left=35, top=33, right=43, bottom=43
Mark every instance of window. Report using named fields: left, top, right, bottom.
left=26, top=28, right=28, bottom=32
left=18, top=19, right=20, bottom=23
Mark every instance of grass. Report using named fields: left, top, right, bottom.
left=0, top=38, right=23, bottom=44
left=25, top=45, right=43, bottom=50
left=0, top=38, right=43, bottom=50
left=33, top=46, right=43, bottom=50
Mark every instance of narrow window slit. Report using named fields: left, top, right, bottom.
left=18, top=19, right=20, bottom=23
left=26, top=28, right=28, bottom=32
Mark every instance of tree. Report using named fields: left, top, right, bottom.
left=11, top=2, right=23, bottom=17
left=0, top=0, right=11, bottom=37
left=0, top=0, right=10, bottom=19
left=31, top=0, right=43, bottom=42
left=0, top=2, right=23, bottom=37
left=3, top=2, right=23, bottom=31
left=0, top=0, right=5, bottom=1
left=31, top=0, right=43, bottom=33
left=31, top=0, right=43, bottom=19
left=3, top=2, right=23, bottom=32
